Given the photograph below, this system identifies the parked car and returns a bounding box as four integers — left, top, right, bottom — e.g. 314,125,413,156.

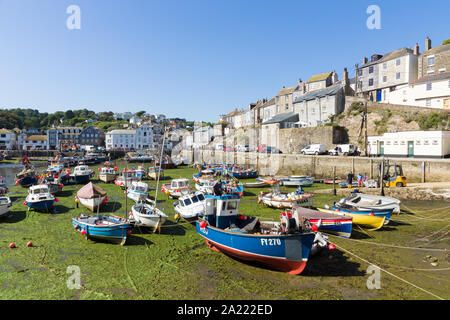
300,144,327,155
328,144,355,156
236,145,249,152
257,144,281,153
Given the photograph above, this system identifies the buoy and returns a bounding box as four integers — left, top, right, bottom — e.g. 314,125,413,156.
15,181,19,185
199,221,207,228
80,229,86,235
174,213,180,220
311,224,318,232
27,241,33,247
9,243,15,248
23,201,27,205
74,225,79,229
55,198,59,202
126,230,131,236
328,243,336,251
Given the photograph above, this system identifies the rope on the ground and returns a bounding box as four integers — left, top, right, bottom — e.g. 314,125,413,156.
335,243,445,300
328,234,448,252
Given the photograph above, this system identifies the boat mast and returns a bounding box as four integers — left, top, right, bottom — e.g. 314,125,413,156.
153,126,166,206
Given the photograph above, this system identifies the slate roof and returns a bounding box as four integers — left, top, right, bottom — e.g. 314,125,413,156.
25,135,47,141
378,48,414,63
262,112,299,125
422,43,450,56
412,71,450,84
276,85,297,96
293,84,343,104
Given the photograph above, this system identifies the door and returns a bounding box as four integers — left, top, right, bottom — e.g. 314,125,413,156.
379,141,384,156
376,89,382,102
407,141,414,157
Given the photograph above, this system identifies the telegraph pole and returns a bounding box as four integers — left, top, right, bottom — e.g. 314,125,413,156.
364,102,368,156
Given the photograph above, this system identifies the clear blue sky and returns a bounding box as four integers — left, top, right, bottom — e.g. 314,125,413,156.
0,0,449,122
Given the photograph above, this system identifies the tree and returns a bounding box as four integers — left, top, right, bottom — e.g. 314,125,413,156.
65,110,75,119
442,38,450,45
136,110,146,117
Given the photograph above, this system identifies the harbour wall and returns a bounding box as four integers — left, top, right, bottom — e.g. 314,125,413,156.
182,150,450,183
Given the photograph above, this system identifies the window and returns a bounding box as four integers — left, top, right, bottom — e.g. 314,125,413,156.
427,56,435,66
359,80,363,89
448,80,450,88
424,140,429,145
394,141,398,145
427,70,434,75
426,83,432,91
426,99,431,107
369,66,374,73
369,78,374,86
383,76,387,82
416,140,421,145
226,201,237,210
432,140,438,145
396,59,401,66
383,63,387,70
358,69,362,76
396,72,400,80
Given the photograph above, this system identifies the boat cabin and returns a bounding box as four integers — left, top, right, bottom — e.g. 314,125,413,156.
170,179,190,189
130,181,149,193
204,194,240,229
177,192,206,208
74,165,90,175
28,185,50,195
101,167,116,175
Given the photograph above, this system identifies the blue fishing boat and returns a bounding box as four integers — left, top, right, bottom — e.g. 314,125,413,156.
24,185,56,212
60,165,93,185
333,203,392,224
195,194,317,275
226,166,258,179
15,167,38,187
72,214,132,245
291,206,353,239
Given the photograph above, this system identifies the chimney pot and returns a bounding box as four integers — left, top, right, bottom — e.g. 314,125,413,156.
425,36,432,51
414,42,419,55
363,57,368,65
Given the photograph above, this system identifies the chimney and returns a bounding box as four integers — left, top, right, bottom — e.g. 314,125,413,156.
302,82,306,93
343,68,349,82
363,57,368,65
425,36,432,51
414,42,419,55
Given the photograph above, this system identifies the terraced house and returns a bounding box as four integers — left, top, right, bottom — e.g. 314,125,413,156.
79,126,105,148
0,129,15,150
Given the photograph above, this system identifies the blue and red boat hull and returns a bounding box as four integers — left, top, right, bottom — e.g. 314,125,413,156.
25,199,55,211
196,222,315,274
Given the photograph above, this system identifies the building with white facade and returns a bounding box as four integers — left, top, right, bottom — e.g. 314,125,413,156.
23,135,48,151
105,130,136,150
367,130,450,158
135,124,153,150
0,129,15,150
192,126,214,148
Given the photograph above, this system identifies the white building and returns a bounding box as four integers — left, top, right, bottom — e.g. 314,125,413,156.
129,116,143,126
384,72,450,109
105,130,136,150
23,135,48,151
135,124,153,150
367,130,450,158
0,129,15,150
193,126,214,148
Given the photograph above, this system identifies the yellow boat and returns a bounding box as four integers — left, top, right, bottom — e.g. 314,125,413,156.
318,208,385,231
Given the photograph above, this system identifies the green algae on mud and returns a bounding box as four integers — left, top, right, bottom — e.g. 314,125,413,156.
0,162,448,300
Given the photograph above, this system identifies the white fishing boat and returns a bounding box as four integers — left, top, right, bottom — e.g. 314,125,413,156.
339,192,401,214
115,169,139,188
173,191,206,223
76,182,108,212
147,166,163,180
0,196,12,217
161,178,191,199
126,181,150,203
195,180,216,194
258,185,313,209
98,166,118,183
130,202,168,232
279,176,315,187
24,184,56,212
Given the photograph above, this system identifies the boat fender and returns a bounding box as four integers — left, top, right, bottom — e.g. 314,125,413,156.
199,221,207,229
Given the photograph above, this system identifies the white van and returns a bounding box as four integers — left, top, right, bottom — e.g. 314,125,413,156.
300,144,327,155
328,144,355,156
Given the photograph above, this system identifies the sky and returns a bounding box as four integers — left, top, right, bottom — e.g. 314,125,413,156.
0,0,449,122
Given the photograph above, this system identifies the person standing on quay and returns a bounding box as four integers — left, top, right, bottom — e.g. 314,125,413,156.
347,172,354,188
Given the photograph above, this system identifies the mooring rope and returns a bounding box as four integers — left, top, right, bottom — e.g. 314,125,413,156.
335,243,445,300
328,234,448,252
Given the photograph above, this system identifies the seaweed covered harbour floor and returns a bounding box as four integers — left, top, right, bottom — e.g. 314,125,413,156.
0,161,448,300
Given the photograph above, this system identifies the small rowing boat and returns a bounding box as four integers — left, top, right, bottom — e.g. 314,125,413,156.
318,207,386,231
72,214,131,245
